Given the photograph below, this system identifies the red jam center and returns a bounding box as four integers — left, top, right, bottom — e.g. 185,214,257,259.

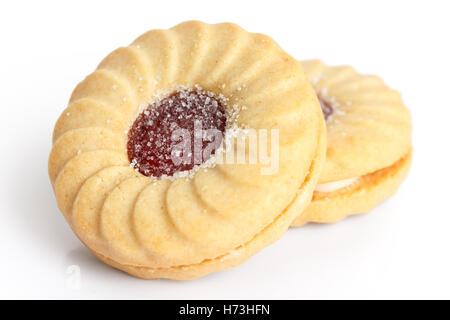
318,96,333,121
127,90,226,178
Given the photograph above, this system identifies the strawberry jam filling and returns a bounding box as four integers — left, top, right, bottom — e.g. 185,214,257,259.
318,97,333,121
127,90,226,178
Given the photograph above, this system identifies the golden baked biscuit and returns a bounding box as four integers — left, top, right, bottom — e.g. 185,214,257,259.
292,60,412,226
49,21,326,280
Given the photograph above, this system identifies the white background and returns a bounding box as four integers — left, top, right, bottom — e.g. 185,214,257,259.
1,0,449,299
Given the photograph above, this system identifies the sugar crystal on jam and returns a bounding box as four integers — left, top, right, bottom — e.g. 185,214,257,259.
127,89,226,178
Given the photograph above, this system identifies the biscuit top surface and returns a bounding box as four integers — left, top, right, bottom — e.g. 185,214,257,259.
49,21,324,269
301,59,412,183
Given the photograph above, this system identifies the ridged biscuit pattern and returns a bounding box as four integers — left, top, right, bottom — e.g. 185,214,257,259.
49,21,326,279
301,60,412,183
291,60,412,227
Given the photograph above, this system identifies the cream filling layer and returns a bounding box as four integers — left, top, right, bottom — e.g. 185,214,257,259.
314,177,359,193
